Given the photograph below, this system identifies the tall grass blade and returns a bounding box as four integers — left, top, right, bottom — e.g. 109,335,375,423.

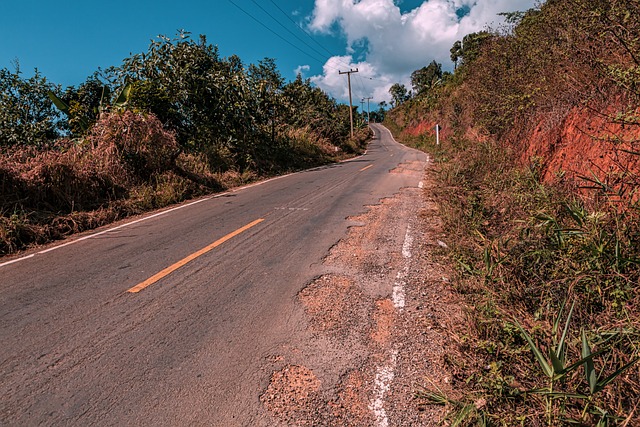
550,351,565,374
556,301,575,368
514,318,553,378
562,347,608,376
582,329,597,394
552,299,567,336
450,404,475,427
416,390,449,405
563,201,585,227
594,357,640,394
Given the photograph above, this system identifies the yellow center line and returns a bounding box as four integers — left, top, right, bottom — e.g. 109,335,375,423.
360,164,373,172
127,218,265,293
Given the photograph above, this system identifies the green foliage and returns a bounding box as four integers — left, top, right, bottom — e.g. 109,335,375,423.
411,60,443,96
389,83,409,107
108,31,355,172
386,0,640,423
107,31,251,168
515,306,639,426
446,0,640,138
427,136,640,424
61,75,108,134
1,30,361,254
449,32,492,70
0,65,62,146
280,74,351,149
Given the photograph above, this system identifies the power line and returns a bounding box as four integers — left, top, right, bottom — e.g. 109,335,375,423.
226,0,329,67
356,74,368,97
249,0,333,65
265,0,364,73
227,0,382,87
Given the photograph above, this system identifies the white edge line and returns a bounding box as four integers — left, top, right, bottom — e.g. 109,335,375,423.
372,223,414,423
369,350,398,427
0,254,35,268
0,147,376,269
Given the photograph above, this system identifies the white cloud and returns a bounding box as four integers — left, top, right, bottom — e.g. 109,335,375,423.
294,64,311,77
305,0,538,104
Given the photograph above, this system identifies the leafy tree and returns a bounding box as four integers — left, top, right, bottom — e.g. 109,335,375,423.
369,101,387,123
281,74,348,143
248,58,285,144
411,60,443,96
450,40,462,69
0,65,61,146
61,74,110,135
114,31,254,169
389,83,409,107
450,32,493,69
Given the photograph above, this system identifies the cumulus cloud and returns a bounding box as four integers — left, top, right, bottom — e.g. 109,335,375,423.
305,0,538,104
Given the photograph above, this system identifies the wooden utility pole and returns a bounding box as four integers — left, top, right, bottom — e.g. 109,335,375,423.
364,97,373,123
339,68,358,137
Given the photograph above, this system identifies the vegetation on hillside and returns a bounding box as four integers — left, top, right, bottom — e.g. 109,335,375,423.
0,32,369,255
386,0,640,425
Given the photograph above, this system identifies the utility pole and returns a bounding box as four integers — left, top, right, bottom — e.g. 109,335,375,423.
360,99,365,126
339,68,358,137
364,97,373,123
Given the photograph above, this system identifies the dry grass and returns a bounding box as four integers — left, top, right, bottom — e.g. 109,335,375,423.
0,112,370,256
384,0,640,423
405,135,640,426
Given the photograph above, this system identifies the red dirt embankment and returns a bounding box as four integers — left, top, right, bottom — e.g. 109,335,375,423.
522,106,640,197
403,121,436,137
404,105,640,203
401,119,484,148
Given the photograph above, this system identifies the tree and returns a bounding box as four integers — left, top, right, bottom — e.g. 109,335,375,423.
0,65,61,146
369,101,387,123
450,40,462,69
114,31,254,169
450,32,493,69
248,58,285,144
411,60,443,96
61,74,110,135
389,83,409,107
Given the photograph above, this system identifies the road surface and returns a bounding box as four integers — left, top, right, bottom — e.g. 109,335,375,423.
0,124,427,426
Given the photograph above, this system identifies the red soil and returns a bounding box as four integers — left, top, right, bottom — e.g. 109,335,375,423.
522,105,640,202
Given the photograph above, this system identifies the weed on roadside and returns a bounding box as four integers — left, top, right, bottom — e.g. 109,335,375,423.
410,137,640,425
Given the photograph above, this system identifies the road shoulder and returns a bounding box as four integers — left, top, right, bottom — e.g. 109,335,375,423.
260,159,465,425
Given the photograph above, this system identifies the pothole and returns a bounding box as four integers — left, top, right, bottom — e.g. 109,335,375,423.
298,274,369,341
260,365,321,425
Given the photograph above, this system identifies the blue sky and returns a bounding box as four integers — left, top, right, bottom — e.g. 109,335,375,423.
1,0,537,104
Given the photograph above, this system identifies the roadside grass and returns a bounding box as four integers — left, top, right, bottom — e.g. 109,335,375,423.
394,130,640,425
0,113,370,256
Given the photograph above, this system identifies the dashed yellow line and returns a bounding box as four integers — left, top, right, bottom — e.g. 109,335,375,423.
127,218,265,293
360,164,373,172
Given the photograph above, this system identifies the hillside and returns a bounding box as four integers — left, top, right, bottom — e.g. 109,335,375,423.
385,0,640,425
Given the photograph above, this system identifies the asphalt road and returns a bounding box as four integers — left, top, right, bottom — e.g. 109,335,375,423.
0,124,427,426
